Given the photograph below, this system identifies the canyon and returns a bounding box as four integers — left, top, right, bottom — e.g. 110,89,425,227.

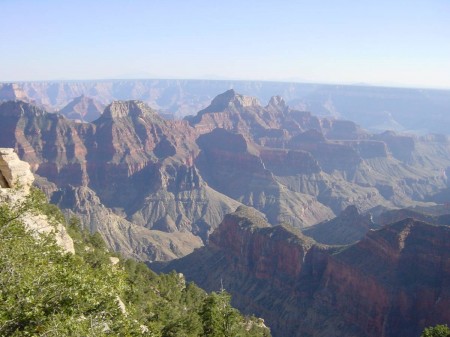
158,206,450,337
2,80,450,134
1,89,450,262
1,86,449,336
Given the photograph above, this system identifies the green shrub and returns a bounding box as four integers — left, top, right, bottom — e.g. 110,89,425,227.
421,325,450,337
0,189,271,336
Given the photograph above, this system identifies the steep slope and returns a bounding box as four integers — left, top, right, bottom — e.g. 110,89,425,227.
195,128,334,227
89,101,241,243
0,156,270,336
58,95,105,122
1,91,450,262
0,100,91,187
156,207,330,337
0,100,242,261
0,148,74,253
51,185,203,261
190,91,448,216
302,205,377,245
159,208,450,337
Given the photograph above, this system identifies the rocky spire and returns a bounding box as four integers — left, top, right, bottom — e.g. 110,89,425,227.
205,89,261,112
0,148,34,191
267,95,286,110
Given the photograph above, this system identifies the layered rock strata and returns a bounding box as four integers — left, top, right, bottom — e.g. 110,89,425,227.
160,208,450,337
1,90,450,261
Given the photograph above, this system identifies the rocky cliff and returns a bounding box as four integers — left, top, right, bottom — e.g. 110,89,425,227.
1,90,450,262
0,100,242,261
3,80,450,135
0,148,74,253
159,208,450,337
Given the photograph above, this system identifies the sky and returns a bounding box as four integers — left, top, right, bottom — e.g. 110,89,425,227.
0,0,449,88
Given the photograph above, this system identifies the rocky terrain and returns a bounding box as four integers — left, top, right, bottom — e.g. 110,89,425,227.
1,86,450,336
0,147,270,337
1,80,450,134
1,90,450,262
0,148,74,253
58,95,105,122
158,206,450,337
302,205,378,245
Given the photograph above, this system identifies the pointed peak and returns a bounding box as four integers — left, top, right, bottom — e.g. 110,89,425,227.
267,95,286,109
207,89,260,112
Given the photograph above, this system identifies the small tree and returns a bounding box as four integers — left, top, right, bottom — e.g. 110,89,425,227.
200,290,240,337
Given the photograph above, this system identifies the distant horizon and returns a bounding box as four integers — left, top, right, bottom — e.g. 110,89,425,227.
1,1,449,89
1,77,450,92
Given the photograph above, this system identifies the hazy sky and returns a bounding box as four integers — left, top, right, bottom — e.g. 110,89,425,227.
1,0,449,88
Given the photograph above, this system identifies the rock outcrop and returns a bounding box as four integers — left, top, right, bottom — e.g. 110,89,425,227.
0,148,74,253
0,148,34,191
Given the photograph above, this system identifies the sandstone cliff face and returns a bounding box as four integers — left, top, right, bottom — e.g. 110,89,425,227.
159,207,331,336
314,219,450,337
0,148,74,253
0,100,244,261
161,209,450,337
195,128,335,227
0,148,34,191
1,90,450,262
52,185,203,260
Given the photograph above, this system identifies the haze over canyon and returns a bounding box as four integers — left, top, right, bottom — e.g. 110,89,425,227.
1,79,449,336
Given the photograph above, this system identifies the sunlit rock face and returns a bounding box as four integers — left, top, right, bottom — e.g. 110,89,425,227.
0,100,240,261
0,148,35,192
1,89,450,262
161,208,450,337
0,148,74,254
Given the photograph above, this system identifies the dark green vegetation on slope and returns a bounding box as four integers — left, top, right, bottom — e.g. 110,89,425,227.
421,325,450,337
0,188,270,336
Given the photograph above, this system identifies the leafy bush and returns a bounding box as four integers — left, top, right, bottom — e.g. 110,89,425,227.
0,189,271,336
421,325,450,337
0,193,142,336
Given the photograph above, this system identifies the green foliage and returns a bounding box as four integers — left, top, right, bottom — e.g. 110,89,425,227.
421,325,450,337
199,291,270,337
0,189,271,336
0,193,142,336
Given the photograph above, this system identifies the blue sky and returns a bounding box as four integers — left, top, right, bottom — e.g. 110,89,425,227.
1,0,449,88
